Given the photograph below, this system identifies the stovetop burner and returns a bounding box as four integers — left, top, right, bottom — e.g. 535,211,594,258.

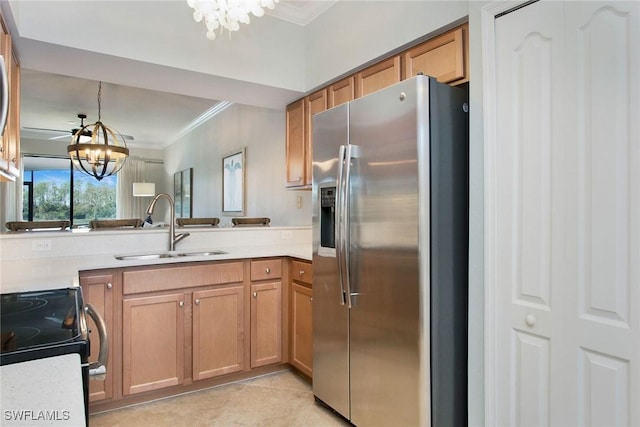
0,288,84,355
0,296,48,315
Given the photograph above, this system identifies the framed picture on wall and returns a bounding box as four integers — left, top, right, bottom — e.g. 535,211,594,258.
222,147,245,216
174,168,193,218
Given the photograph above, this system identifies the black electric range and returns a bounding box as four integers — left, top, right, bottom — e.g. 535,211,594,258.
1,287,96,426
0,288,90,365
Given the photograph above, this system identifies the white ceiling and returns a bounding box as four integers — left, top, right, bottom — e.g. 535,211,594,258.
5,0,338,150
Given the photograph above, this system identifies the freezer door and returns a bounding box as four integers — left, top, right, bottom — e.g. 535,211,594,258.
347,77,428,427
312,104,350,419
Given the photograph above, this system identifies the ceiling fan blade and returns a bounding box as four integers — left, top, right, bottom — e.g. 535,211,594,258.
49,134,72,141
22,126,70,134
23,126,134,142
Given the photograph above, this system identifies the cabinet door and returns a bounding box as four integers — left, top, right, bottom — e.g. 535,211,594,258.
328,76,355,108
122,293,185,395
0,20,19,181
355,56,401,98
193,286,244,380
250,281,282,368
5,48,19,176
402,24,467,85
285,99,305,187
304,89,328,187
291,283,313,377
80,273,114,402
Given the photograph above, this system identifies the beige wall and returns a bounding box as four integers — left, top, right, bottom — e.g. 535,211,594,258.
163,103,312,226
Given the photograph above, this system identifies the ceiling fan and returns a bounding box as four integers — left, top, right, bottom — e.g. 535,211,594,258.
23,113,135,141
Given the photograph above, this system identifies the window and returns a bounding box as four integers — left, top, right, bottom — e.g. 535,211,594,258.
22,156,117,228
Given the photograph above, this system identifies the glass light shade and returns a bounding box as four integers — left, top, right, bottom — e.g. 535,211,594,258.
132,182,156,197
187,0,278,39
67,121,129,181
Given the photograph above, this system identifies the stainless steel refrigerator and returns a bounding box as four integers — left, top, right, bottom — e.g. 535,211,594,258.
312,75,468,427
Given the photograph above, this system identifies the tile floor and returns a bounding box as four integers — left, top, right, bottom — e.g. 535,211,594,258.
89,370,351,427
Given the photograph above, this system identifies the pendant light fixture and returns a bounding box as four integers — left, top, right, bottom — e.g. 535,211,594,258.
186,0,279,41
67,82,129,181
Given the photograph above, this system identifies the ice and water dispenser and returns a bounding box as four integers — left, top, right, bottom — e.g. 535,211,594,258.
320,186,336,250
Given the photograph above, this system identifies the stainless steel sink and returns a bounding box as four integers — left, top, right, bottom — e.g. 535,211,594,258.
175,250,227,257
115,253,175,260
115,250,227,261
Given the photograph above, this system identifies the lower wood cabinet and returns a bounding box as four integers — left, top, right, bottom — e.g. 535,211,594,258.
250,282,282,367
291,283,313,377
79,271,115,403
122,293,185,396
192,285,244,380
82,257,296,412
250,258,283,368
290,260,313,377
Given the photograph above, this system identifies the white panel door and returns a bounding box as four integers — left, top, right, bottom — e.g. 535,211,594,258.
492,1,639,425
495,2,565,425
563,2,639,426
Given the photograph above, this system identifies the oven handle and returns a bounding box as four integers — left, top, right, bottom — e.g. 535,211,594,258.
84,303,108,380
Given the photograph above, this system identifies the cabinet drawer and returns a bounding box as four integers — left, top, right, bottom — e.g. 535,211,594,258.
250,259,282,281
123,261,244,294
291,260,312,286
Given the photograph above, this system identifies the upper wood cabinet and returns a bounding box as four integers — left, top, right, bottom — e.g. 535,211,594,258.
0,12,20,182
285,90,327,189
284,22,469,187
403,23,469,85
285,99,305,188
328,76,355,108
304,89,327,187
355,56,402,98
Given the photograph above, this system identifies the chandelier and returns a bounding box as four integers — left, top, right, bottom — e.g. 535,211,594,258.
67,82,129,181
186,0,279,40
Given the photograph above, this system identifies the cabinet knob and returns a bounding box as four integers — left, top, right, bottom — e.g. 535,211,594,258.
253,292,257,298
195,299,200,305
265,267,271,274
179,301,184,307
106,283,112,289
11,158,16,164
299,270,305,276
525,314,536,327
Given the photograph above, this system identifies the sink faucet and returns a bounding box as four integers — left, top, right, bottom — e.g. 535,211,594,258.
145,193,190,251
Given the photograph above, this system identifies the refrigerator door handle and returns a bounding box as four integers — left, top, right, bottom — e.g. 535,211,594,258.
336,145,350,307
342,144,354,308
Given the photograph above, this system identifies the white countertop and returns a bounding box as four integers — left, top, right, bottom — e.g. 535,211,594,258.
77,243,312,270
0,226,312,292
